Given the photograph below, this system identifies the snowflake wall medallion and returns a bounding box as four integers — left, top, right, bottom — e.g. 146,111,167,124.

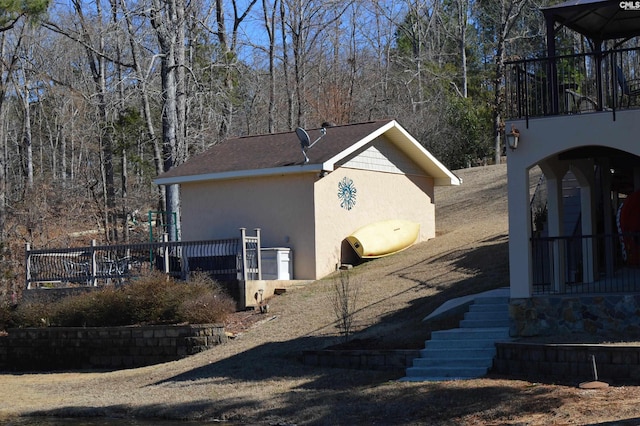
338,177,357,210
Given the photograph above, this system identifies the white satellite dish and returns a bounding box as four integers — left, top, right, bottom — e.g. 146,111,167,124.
295,127,327,163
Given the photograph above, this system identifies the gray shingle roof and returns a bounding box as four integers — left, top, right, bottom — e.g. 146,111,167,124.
155,120,460,186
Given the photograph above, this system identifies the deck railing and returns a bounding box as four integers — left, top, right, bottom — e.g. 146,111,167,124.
25,228,261,289
531,233,640,295
505,46,640,121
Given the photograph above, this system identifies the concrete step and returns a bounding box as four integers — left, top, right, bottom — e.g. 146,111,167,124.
423,338,498,350
464,310,508,321
412,353,495,368
468,303,509,313
460,318,509,329
404,365,490,379
473,296,509,305
430,327,510,341
462,303,510,328
460,318,510,328
419,347,497,360
401,292,512,382
401,375,477,382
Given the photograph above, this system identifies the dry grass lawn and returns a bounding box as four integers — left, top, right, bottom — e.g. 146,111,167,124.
3,164,640,425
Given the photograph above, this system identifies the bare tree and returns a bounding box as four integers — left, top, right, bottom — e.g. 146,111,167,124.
149,0,186,241
213,0,258,137
454,0,470,98
281,0,353,128
11,25,35,189
118,0,165,221
329,270,359,342
477,0,529,164
262,0,279,133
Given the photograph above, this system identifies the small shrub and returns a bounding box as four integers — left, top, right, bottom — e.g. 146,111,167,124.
51,288,132,327
177,292,234,324
177,272,236,324
50,293,95,327
329,270,360,342
0,302,12,331
7,271,238,328
10,301,54,327
123,272,182,324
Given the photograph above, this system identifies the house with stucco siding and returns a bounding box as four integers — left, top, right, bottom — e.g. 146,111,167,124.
505,0,640,337
154,120,460,280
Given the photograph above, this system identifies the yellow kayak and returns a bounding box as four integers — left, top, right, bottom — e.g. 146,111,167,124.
346,220,420,258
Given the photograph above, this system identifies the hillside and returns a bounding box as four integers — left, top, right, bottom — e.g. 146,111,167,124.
0,163,536,424
6,164,640,426
322,163,512,348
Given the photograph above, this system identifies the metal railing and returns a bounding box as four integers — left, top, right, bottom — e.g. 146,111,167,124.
505,46,640,121
25,228,262,289
532,233,640,295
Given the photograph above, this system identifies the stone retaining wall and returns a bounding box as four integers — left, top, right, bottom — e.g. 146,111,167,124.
510,295,640,337
0,324,226,371
302,349,420,372
494,342,640,384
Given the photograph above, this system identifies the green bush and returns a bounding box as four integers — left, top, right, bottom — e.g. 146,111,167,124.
4,272,237,329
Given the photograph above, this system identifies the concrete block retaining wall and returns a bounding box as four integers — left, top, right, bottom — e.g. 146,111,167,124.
302,349,420,372
0,324,226,371
494,342,640,384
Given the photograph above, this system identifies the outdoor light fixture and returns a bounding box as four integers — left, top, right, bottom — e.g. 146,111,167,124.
506,125,520,150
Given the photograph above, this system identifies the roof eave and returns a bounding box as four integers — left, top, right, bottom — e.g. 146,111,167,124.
154,163,324,185
390,123,461,186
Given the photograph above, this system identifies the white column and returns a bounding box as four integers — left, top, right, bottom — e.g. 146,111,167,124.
508,165,532,299
572,161,596,284
601,162,615,278
546,175,566,293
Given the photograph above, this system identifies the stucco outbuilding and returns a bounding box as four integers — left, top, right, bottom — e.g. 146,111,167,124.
155,120,460,280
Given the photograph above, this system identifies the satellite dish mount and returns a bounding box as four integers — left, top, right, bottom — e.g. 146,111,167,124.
296,127,326,163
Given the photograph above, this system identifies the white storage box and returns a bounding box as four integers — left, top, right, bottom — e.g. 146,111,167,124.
261,248,292,280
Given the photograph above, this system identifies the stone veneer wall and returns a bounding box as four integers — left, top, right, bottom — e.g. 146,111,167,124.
494,342,640,384
510,295,640,338
302,349,420,372
0,324,226,371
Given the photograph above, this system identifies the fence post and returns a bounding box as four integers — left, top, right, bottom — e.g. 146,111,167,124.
255,228,262,281
163,233,170,274
240,228,248,282
25,243,31,289
91,240,98,286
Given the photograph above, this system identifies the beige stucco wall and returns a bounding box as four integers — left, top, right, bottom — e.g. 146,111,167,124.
179,173,319,280
313,168,435,279
178,134,440,281
179,167,436,281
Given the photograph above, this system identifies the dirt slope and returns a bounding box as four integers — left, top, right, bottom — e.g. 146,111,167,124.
4,164,640,426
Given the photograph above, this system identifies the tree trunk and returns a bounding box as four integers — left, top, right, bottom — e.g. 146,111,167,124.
119,0,165,218
21,82,34,188
150,0,185,241
262,0,278,133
